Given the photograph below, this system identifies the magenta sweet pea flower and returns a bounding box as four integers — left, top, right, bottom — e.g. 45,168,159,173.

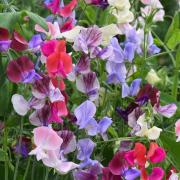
148,167,164,180
7,56,41,83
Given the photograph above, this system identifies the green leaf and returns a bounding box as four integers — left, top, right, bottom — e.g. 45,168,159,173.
0,149,7,162
167,29,180,49
165,11,180,43
24,11,48,32
160,132,180,169
0,12,20,31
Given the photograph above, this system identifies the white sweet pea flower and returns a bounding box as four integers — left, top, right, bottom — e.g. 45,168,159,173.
135,113,162,140
145,69,161,85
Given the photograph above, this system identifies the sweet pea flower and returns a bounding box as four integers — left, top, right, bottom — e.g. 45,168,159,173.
11,94,45,116
125,142,166,168
73,26,102,56
135,113,162,140
46,40,72,78
108,0,134,24
123,168,141,180
76,72,100,101
74,100,112,136
0,28,11,52
29,126,63,160
148,167,164,180
175,119,180,142
84,0,108,8
6,56,41,84
145,69,161,85
32,74,64,103
29,34,43,50
44,0,77,17
10,32,28,51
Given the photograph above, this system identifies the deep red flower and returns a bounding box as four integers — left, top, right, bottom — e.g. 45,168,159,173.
6,56,34,83
0,28,9,40
102,167,122,180
10,32,28,51
108,151,128,176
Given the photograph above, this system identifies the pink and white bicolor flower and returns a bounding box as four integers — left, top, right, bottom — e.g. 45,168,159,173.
175,119,180,142
29,126,79,174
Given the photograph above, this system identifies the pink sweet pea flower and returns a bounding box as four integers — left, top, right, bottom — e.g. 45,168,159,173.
42,150,79,174
29,126,63,160
175,119,180,142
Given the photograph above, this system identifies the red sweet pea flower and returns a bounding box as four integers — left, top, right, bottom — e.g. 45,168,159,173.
59,0,77,17
125,142,166,167
44,0,77,17
0,28,9,40
46,40,72,78
10,32,28,51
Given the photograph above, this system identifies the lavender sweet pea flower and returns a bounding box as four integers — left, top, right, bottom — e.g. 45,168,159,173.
77,138,95,161
155,103,177,118
73,26,102,56
124,28,142,62
106,61,127,84
108,37,125,63
147,32,161,55
29,34,42,49
74,100,96,129
123,168,140,180
98,117,112,140
0,40,11,52
73,170,97,180
74,100,99,136
76,72,100,100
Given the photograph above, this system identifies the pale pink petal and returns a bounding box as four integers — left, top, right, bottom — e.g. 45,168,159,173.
33,126,63,150
55,161,79,174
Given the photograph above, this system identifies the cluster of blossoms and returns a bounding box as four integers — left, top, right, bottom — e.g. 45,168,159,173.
1,0,180,180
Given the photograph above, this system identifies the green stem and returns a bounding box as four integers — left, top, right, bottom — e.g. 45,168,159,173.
13,118,24,180
152,31,176,66
23,157,31,180
3,126,8,180
44,167,49,180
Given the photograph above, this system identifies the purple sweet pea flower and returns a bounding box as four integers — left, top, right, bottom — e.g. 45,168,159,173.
32,74,64,103
76,72,100,100
29,34,42,49
73,170,97,180
73,26,102,56
84,118,99,136
29,103,50,126
123,168,140,180
77,138,95,161
74,55,91,75
0,40,11,52
85,0,109,8
6,56,41,83
57,130,76,154
147,32,161,55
